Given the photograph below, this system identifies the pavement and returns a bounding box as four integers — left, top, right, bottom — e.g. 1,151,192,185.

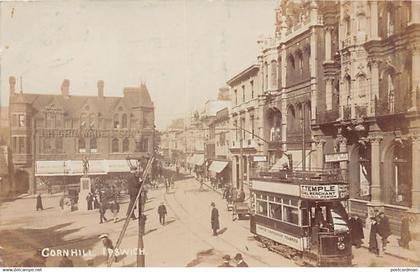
0,173,418,267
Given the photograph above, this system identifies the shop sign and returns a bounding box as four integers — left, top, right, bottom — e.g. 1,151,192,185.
252,155,267,162
324,152,349,163
300,184,349,200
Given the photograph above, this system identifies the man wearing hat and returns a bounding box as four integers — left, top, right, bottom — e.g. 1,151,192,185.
210,202,219,236
158,202,167,225
126,166,140,220
218,254,233,267
99,234,116,261
376,212,391,251
234,253,248,267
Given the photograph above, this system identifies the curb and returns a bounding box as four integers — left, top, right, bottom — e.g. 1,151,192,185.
360,242,419,265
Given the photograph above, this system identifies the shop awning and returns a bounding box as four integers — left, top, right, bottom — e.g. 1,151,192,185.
194,154,205,166
208,161,228,173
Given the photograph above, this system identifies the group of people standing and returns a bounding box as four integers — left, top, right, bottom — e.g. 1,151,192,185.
218,253,248,267
367,211,391,257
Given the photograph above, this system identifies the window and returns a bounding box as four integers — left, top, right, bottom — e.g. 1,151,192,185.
78,138,86,153
55,137,63,153
344,17,351,36
18,114,25,127
80,113,87,129
387,74,395,113
264,62,268,90
386,10,394,37
113,113,120,129
89,113,95,128
271,60,277,88
269,203,282,220
344,75,352,105
283,206,299,225
112,138,119,153
12,137,17,152
18,137,25,154
142,138,149,152
250,80,254,99
234,89,238,105
43,137,52,154
46,113,55,128
257,200,268,216
250,115,255,139
288,55,295,70
90,137,97,153
122,114,128,128
242,85,245,103
123,138,129,152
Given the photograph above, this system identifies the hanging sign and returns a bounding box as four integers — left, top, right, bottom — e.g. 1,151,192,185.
325,152,349,163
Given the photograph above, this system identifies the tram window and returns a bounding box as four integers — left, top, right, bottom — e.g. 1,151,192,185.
269,195,275,202
269,203,282,220
257,200,268,216
283,206,299,225
302,209,310,226
291,199,299,207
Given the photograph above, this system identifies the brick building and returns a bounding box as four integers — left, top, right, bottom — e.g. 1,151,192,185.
8,77,155,194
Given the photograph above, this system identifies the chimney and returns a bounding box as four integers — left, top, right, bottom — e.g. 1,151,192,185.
9,76,16,95
61,79,70,97
97,80,104,98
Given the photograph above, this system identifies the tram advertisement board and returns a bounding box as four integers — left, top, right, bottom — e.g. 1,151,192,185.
300,184,349,200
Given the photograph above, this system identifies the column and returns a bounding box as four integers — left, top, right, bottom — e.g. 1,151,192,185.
325,27,332,61
370,60,380,115
316,139,326,170
369,136,383,204
232,156,237,188
338,136,348,182
411,135,420,212
370,1,379,40
409,47,420,112
326,79,333,110
246,155,250,186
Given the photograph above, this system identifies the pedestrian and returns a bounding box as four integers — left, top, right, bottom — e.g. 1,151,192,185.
236,189,245,202
58,255,74,267
99,234,116,262
158,202,167,225
126,166,140,220
377,212,391,252
368,217,379,256
233,253,248,267
36,194,43,211
210,202,219,236
399,216,411,249
110,199,120,223
170,175,175,188
93,194,99,209
349,214,364,248
140,214,147,235
165,177,170,193
218,254,233,267
86,193,93,210
99,201,108,224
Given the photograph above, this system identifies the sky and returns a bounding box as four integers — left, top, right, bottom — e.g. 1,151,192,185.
0,0,277,129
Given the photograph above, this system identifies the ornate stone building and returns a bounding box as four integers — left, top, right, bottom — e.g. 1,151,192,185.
8,77,155,194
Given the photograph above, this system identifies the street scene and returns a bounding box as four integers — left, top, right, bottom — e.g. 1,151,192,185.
0,0,420,269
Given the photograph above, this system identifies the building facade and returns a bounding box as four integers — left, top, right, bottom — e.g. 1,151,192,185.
8,77,155,194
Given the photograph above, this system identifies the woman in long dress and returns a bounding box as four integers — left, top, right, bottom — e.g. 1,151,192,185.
368,217,379,255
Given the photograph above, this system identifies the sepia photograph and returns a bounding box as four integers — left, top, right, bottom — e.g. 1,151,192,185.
0,0,419,269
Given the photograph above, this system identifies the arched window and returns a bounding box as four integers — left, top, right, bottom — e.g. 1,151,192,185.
112,138,119,153
288,55,295,70
113,113,120,129
44,138,53,153
80,113,87,129
344,16,351,36
271,60,277,88
296,51,303,74
123,138,129,152
287,105,296,133
89,113,96,128
344,75,352,105
78,138,86,153
122,113,128,128
357,75,368,99
90,137,97,153
296,104,303,131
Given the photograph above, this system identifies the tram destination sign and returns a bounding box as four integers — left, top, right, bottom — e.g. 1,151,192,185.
300,184,349,200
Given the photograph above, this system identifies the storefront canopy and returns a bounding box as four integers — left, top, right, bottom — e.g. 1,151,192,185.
208,161,228,173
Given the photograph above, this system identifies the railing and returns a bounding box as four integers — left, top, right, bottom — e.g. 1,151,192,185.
251,168,345,184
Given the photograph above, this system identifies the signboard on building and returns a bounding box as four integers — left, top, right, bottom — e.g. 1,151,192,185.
300,184,349,200
252,155,267,162
359,164,370,196
324,152,349,163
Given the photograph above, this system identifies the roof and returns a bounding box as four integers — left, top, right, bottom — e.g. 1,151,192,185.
226,64,259,87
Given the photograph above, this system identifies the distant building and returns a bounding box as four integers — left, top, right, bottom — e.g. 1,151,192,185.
8,77,155,194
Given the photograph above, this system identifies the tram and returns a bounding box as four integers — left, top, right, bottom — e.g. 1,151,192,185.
249,169,352,266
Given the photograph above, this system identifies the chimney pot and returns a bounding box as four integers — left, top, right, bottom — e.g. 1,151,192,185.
97,80,104,98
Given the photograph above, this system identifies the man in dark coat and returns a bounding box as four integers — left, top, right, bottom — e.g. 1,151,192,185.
376,212,391,250
234,253,248,267
368,217,379,255
86,193,93,210
399,216,411,249
211,202,219,236
126,167,140,220
349,214,364,248
36,194,43,211
158,202,167,225
99,201,108,224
